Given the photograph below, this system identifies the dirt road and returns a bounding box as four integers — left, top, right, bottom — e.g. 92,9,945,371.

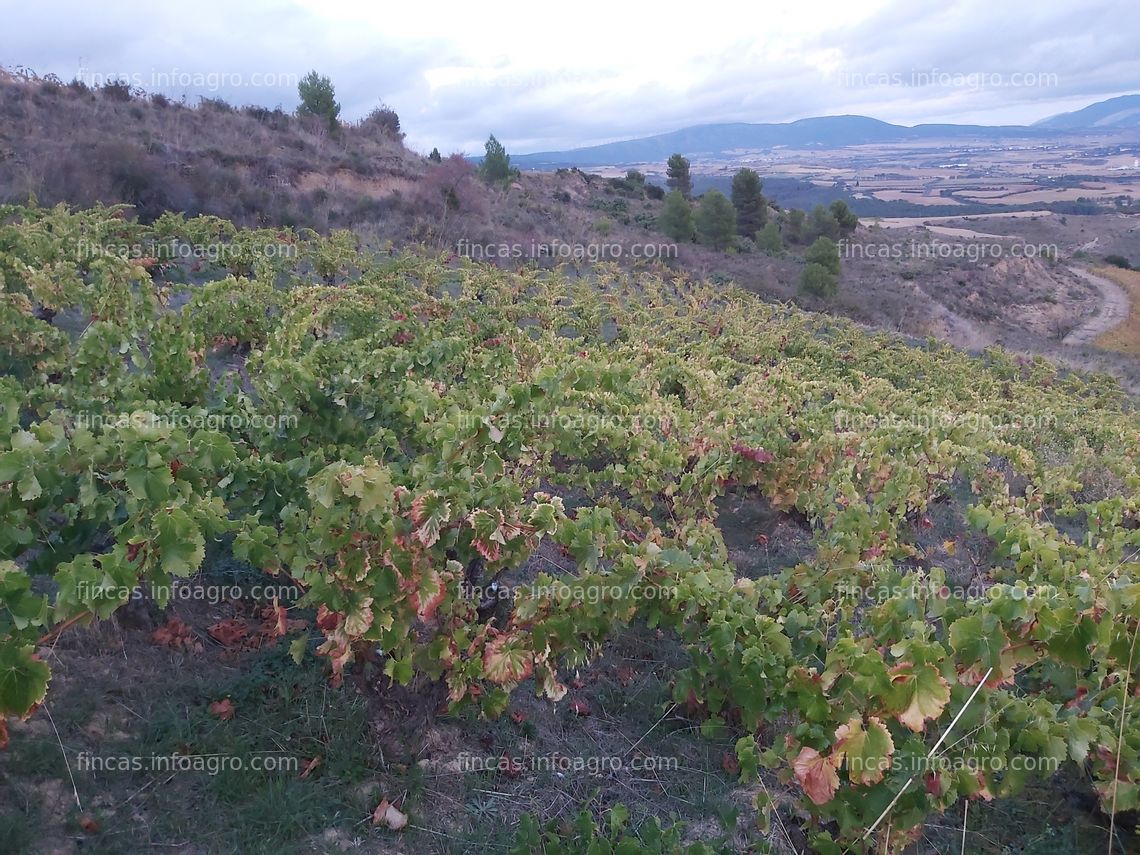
1063,268,1131,346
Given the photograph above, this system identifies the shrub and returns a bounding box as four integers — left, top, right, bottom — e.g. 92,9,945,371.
658,191,694,241
1105,254,1133,269
417,154,487,219
606,177,634,195
588,198,628,216
606,170,646,197
756,222,782,255
807,204,841,242
645,184,665,201
99,79,133,102
805,236,841,276
362,104,402,139
830,199,859,234
634,212,657,230
800,262,838,297
594,217,613,235
200,97,234,113
783,208,806,244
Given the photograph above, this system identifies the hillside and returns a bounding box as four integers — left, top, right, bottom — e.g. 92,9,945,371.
0,204,1138,852
0,69,420,229
1035,94,1140,130
2,69,1137,394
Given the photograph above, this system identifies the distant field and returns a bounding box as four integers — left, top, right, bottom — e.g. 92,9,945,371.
869,190,965,205
684,135,1140,217
867,210,1054,230
957,186,1140,205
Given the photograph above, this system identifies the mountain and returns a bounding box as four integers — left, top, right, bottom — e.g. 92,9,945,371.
512,95,1137,169
1034,94,1140,130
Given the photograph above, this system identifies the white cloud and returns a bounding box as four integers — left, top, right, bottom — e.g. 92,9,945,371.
3,0,1136,154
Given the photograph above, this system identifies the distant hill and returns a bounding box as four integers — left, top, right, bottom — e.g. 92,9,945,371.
512,95,1138,169
1034,94,1140,130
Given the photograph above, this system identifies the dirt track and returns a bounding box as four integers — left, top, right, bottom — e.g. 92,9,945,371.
1063,268,1131,346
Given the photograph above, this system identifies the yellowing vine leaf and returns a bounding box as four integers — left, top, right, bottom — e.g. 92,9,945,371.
482,633,534,684
468,509,508,562
410,491,451,548
888,663,951,732
833,716,895,785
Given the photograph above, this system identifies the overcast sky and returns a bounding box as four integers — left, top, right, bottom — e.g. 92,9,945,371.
4,0,1137,155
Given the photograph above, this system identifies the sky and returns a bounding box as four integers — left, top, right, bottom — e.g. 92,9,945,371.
3,0,1138,155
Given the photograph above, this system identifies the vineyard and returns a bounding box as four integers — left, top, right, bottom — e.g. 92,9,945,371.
1,203,1139,852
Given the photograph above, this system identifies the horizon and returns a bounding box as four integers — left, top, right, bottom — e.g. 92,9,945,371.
510,91,1140,157
4,0,1138,155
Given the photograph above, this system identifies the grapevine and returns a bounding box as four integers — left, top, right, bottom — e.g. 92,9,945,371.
0,203,1137,850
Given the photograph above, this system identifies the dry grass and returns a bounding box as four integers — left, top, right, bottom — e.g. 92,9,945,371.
1094,265,1140,355
0,72,419,229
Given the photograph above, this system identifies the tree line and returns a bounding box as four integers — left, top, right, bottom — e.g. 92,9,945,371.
659,153,858,297
297,71,858,299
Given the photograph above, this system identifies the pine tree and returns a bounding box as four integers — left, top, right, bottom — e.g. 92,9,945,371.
731,168,767,236
829,199,859,234
666,154,692,198
480,134,512,183
800,262,837,297
296,71,340,130
783,208,807,244
658,190,694,241
756,221,783,255
805,236,841,276
695,190,736,250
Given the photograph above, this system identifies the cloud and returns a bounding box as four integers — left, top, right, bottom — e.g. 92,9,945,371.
2,0,1136,154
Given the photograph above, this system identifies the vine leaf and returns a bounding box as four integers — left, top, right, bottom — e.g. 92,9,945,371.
888,663,951,732
833,716,895,785
0,645,50,717
483,633,534,684
411,492,451,548
154,508,205,578
372,799,408,831
469,509,508,562
208,698,236,721
793,746,840,805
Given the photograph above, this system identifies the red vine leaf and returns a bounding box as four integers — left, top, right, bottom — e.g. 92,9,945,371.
208,698,236,721
793,746,840,805
731,441,775,464
372,799,408,831
208,618,249,648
